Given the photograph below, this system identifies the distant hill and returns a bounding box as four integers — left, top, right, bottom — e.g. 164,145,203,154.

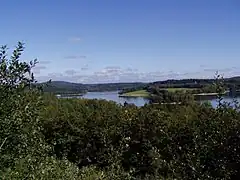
150,76,240,89
40,81,87,94
40,81,148,94
38,76,240,94
228,76,240,82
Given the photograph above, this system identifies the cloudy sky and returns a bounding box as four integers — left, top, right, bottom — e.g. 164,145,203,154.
1,0,240,83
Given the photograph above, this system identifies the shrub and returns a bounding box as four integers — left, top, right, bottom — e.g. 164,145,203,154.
42,96,240,179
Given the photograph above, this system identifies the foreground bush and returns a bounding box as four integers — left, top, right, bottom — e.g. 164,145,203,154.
42,95,240,179
0,43,102,180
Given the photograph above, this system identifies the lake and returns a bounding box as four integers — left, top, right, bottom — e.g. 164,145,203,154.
82,91,149,107
80,91,240,108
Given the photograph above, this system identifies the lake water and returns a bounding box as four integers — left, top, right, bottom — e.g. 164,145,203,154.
81,91,240,108
82,91,149,107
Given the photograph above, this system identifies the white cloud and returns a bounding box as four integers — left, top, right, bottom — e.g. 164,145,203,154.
64,55,87,59
68,37,81,42
35,66,240,83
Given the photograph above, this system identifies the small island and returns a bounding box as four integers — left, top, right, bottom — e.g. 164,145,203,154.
117,78,240,104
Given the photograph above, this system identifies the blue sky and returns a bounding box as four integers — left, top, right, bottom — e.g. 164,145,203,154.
1,0,240,83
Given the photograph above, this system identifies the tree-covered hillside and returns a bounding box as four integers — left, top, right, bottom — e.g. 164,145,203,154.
151,76,240,89
40,81,148,94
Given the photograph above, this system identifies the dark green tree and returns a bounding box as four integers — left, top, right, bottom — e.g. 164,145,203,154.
0,42,82,179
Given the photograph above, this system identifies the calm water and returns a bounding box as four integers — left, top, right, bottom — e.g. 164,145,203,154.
82,91,149,107
81,91,240,108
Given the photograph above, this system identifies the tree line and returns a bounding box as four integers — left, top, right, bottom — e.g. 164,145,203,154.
40,81,147,94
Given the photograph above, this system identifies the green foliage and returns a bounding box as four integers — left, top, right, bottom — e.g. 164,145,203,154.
150,77,240,91
41,94,240,179
1,157,81,180
0,42,82,179
42,97,124,167
41,81,147,94
149,88,194,104
0,42,47,172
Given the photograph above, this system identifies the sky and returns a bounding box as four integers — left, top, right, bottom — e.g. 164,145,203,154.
1,0,240,83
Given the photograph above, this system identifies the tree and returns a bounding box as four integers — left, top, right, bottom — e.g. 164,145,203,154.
0,42,81,179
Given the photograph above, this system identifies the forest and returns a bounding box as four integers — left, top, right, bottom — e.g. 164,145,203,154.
151,77,240,89
1,43,240,179
40,81,147,94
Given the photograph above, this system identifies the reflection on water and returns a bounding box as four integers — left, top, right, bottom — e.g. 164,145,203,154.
77,91,240,108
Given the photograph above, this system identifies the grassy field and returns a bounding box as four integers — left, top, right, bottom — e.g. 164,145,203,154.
119,90,150,97
163,88,195,92
119,88,195,98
